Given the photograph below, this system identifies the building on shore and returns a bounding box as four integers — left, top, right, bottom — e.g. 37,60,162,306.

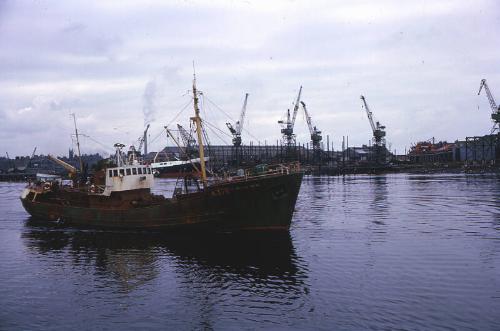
454,134,500,165
408,133,500,166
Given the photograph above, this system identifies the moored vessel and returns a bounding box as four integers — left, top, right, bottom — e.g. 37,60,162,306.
20,74,304,231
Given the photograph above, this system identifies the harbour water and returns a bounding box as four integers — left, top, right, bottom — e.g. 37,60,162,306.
1,174,499,330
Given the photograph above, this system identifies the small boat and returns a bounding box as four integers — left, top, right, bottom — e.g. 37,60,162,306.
20,75,304,231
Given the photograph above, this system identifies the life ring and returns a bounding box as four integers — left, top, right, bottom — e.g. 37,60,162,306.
43,182,51,191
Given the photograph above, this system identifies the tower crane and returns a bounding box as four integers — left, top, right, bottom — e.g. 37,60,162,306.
177,124,196,155
278,86,302,146
226,93,249,147
360,95,386,146
478,79,500,133
300,101,322,151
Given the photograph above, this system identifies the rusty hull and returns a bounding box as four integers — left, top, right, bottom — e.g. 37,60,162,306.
21,172,303,232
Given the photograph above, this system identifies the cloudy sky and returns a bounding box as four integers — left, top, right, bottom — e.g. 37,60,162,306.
1,0,499,157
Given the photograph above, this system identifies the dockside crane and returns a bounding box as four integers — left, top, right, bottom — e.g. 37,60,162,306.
300,101,322,151
177,124,196,155
278,86,302,146
226,93,249,147
360,95,386,163
131,124,150,160
478,79,500,133
360,95,386,147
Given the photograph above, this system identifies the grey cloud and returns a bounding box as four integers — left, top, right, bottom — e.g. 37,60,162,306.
61,22,86,34
1,0,499,156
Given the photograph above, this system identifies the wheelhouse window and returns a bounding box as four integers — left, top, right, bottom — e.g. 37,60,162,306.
113,169,118,177
109,170,112,177
147,168,151,174
119,169,125,176
126,168,131,176
138,168,143,175
132,168,137,175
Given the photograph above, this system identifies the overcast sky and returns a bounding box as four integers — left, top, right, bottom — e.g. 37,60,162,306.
1,0,499,157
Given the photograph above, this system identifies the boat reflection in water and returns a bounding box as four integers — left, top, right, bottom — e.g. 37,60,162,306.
22,218,308,297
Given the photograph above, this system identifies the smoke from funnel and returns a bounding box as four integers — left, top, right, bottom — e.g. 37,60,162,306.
141,66,179,127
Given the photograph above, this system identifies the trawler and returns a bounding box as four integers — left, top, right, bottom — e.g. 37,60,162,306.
20,75,303,231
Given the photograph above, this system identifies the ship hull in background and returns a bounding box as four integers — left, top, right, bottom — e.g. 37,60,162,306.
151,159,204,178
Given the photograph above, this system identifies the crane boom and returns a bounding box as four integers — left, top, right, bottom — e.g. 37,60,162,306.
300,101,322,151
360,95,376,132
226,93,249,147
165,127,201,174
226,123,237,135
177,124,196,148
135,124,150,156
478,79,500,133
478,79,499,112
279,86,303,146
301,101,314,135
47,154,77,174
236,93,249,134
360,95,386,148
290,86,302,128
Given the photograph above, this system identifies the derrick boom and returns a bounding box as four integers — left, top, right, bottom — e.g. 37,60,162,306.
47,154,77,175
177,124,196,150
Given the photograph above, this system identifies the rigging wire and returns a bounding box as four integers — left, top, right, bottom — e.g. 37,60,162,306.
241,126,261,144
148,129,165,147
203,95,236,123
75,133,115,154
202,120,230,145
166,97,194,128
148,97,194,148
203,94,261,144
150,89,263,152
202,119,232,139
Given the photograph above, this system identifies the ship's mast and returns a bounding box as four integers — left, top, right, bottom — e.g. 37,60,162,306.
71,113,84,172
191,70,208,189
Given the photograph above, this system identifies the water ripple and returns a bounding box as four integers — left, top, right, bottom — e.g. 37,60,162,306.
1,174,500,330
